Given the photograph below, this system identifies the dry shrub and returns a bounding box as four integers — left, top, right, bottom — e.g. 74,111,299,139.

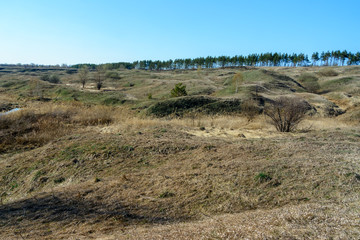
264,96,308,132
317,68,338,77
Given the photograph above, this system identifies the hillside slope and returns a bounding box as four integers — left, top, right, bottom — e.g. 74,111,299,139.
0,66,360,239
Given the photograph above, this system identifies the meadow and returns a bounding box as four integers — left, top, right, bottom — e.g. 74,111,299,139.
0,65,360,239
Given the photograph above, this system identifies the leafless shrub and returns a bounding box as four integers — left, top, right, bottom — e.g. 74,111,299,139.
264,96,308,132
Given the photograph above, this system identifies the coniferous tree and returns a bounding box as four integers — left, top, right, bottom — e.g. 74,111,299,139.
311,52,318,66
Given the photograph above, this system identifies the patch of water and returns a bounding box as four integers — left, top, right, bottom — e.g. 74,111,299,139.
0,108,21,116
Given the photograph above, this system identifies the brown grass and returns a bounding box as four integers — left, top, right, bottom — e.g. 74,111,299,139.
0,109,70,152
1,114,359,239
0,103,125,153
1,66,360,239
317,67,339,77
112,201,360,239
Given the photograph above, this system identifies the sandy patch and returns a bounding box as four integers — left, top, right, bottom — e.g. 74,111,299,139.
186,127,285,139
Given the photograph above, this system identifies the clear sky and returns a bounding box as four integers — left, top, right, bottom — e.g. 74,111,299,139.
0,0,359,65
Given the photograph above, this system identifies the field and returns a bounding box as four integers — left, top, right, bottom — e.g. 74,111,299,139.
1,65,360,239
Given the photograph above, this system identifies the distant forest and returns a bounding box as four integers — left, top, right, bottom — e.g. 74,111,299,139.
73,50,360,70
2,50,360,71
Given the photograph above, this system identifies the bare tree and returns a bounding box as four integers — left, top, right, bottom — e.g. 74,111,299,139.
264,96,308,132
78,65,89,89
95,65,105,90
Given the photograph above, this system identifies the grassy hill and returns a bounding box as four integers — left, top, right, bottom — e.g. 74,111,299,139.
1,65,360,239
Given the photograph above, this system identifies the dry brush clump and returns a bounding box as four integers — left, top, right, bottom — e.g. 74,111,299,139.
0,109,71,152
0,103,117,153
264,96,309,132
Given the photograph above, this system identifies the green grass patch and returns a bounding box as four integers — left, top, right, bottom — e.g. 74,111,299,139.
321,77,355,90
51,86,126,105
255,172,272,183
243,70,269,83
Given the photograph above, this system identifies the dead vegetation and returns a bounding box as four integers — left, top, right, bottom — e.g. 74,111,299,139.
264,96,309,132
0,103,118,153
1,122,359,239
0,65,360,239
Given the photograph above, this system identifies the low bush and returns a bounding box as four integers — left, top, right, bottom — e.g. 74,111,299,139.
201,99,242,115
264,96,309,132
40,74,61,84
147,96,243,117
147,96,216,117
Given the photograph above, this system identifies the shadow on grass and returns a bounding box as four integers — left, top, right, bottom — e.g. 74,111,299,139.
0,192,176,234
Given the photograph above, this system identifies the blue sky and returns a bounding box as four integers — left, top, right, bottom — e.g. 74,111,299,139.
0,0,359,65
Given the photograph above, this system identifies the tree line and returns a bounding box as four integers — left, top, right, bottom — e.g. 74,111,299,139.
2,50,359,71
71,50,360,71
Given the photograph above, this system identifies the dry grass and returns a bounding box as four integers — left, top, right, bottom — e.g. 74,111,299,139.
317,67,339,77
1,115,359,239
111,201,360,239
98,114,271,140
0,109,71,152
1,66,360,239
0,102,128,153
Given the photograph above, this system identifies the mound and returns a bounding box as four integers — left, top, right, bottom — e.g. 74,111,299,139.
147,96,242,117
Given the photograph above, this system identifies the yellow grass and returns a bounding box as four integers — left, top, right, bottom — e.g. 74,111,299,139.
1,66,360,239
